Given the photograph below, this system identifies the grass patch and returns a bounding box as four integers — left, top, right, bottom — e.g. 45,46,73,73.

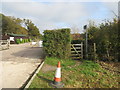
45,57,76,67
29,57,119,88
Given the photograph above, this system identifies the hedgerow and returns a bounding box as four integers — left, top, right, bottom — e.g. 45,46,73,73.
15,39,21,44
15,38,31,44
43,28,71,59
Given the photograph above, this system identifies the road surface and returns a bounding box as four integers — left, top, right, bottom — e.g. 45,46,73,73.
0,42,45,88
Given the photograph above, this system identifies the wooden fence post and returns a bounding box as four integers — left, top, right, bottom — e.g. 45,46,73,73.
93,43,97,62
81,42,83,59
7,39,10,49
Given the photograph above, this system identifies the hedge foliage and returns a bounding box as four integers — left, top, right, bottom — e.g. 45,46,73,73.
16,39,21,44
43,28,71,59
85,19,119,62
15,38,31,44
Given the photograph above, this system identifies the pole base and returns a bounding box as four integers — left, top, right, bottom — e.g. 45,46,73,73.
49,81,64,88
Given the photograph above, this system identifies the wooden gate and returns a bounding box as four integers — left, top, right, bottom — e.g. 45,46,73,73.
71,42,83,60
0,40,10,50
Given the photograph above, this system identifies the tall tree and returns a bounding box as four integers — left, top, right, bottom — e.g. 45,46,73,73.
24,19,42,40
0,13,42,40
1,13,28,35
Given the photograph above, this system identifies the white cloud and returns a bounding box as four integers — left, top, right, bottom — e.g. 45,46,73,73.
2,2,88,33
100,0,119,2
103,2,118,15
1,1,118,34
2,0,31,2
2,0,120,2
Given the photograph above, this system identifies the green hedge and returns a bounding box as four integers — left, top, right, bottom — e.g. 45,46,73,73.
24,39,26,42
15,39,21,44
43,28,71,59
26,39,29,42
15,38,31,44
28,39,32,42
21,39,24,43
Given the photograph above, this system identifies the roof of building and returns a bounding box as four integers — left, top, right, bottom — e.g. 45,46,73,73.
8,33,27,37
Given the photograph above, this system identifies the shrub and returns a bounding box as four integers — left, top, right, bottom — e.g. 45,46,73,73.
26,39,28,42
22,39,24,43
43,28,71,59
26,39,29,42
25,39,26,43
28,39,31,42
23,39,25,43
19,39,22,43
15,39,21,44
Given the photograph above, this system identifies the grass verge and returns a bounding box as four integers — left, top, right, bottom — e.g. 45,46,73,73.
29,57,119,88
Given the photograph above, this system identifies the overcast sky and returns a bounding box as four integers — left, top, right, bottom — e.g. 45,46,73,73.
1,0,119,34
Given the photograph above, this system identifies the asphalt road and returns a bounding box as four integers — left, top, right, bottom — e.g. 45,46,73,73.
0,42,45,88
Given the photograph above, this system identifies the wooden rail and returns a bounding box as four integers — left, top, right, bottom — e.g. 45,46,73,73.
0,40,10,50
71,42,83,60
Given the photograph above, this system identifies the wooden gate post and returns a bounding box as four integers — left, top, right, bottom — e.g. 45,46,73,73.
93,43,97,62
7,39,10,49
81,42,83,59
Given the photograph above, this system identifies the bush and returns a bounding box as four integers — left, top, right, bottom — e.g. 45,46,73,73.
26,39,28,42
26,39,29,42
22,39,24,43
43,28,71,59
15,39,30,44
25,39,27,42
15,39,21,44
19,39,22,43
28,39,31,42
23,39,25,43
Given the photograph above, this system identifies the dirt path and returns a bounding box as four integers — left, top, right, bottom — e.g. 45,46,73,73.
0,42,45,88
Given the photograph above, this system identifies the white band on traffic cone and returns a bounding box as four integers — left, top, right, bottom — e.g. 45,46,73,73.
55,68,61,78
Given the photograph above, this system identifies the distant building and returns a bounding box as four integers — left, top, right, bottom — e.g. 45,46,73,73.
2,33,29,44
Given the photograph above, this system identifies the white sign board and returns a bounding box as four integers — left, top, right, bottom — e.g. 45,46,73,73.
10,37,14,41
39,40,43,47
32,42,37,45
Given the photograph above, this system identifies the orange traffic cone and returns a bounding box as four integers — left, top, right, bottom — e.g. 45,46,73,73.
50,61,64,88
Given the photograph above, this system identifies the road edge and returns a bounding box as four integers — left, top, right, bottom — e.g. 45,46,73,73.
23,60,45,89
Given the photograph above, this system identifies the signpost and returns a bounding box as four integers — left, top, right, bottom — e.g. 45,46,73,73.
84,25,88,59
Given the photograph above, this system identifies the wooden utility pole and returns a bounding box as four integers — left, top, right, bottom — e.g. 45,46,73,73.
93,43,97,62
